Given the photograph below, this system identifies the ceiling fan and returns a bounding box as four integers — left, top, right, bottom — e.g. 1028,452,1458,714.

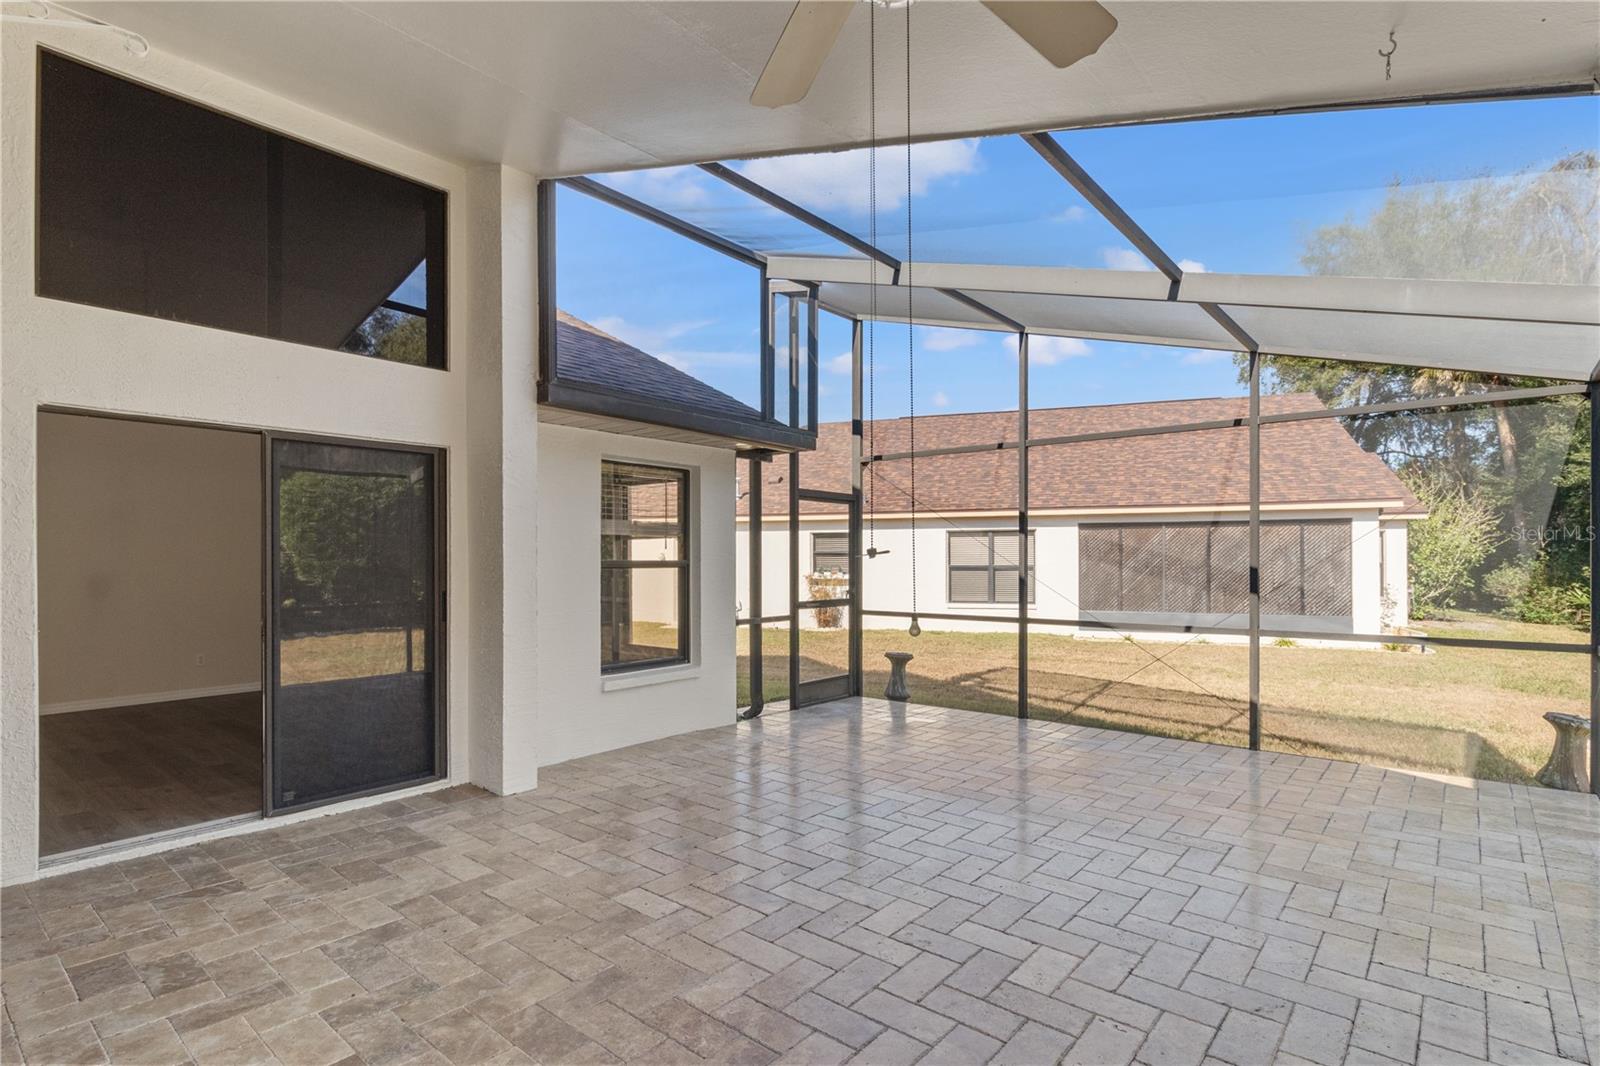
750,0,1117,108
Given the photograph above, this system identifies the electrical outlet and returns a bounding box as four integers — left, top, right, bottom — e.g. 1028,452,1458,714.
195,653,206,667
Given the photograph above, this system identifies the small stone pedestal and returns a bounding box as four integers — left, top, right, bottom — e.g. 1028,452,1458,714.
1536,712,1591,792
884,652,914,702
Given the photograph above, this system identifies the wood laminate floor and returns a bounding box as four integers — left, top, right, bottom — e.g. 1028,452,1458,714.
38,693,262,858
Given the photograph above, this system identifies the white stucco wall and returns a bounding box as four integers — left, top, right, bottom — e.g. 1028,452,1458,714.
463,164,541,798
0,27,488,885
1381,520,1412,630
739,509,1401,641
0,26,769,887
536,424,736,767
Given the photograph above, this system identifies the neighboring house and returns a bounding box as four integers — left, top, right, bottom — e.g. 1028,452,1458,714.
738,395,1423,640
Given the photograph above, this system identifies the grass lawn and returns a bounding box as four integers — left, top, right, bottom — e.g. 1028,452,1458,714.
279,627,425,685
738,612,1588,786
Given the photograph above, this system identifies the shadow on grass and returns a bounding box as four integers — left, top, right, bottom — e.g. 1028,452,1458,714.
740,649,1540,786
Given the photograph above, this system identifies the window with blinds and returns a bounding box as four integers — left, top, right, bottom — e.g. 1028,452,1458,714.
601,461,690,671
1078,521,1352,618
811,532,849,574
948,531,1035,604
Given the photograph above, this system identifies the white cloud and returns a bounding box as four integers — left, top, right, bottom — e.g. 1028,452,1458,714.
599,166,712,210
590,315,756,372
1027,336,1093,366
1179,348,1231,365
931,390,951,409
737,140,981,213
1101,246,1207,273
1051,205,1087,223
654,349,757,373
591,315,714,351
919,326,983,352
1101,246,1155,271
826,351,853,375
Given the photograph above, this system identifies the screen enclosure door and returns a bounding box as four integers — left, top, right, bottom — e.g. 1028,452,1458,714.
268,438,442,813
791,468,858,709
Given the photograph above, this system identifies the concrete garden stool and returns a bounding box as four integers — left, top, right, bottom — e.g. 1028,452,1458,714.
1536,712,1591,792
884,651,914,702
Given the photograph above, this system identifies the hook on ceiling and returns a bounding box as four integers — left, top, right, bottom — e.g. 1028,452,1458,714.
1379,29,1398,81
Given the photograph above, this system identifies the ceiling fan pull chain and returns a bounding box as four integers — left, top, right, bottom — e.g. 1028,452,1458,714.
867,0,879,557
905,0,920,637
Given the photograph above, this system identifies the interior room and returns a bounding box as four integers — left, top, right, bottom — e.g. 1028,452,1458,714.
35,412,263,857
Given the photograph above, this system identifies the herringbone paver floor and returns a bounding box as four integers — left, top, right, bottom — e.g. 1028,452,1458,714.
3,698,1596,1066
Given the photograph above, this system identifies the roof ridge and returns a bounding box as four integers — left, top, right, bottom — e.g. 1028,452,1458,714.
815,391,1330,430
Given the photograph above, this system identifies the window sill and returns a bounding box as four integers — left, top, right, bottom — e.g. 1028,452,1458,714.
601,663,701,692
946,603,1035,611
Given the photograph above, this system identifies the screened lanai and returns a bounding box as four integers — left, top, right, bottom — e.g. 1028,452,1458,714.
546,102,1600,794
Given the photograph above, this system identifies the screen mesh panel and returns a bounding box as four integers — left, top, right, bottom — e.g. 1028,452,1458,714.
39,53,446,367
1078,521,1351,622
1302,522,1354,618
1079,526,1121,611
1120,526,1164,612
271,440,437,811
1163,524,1210,613
1208,525,1250,617
1259,524,1304,615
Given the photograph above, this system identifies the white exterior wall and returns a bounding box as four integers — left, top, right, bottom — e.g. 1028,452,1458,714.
1381,521,1412,630
0,30,739,884
536,425,735,767
739,509,1401,641
1350,515,1384,634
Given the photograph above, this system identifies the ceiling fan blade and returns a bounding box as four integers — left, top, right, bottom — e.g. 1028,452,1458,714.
981,1,1118,68
750,1,854,109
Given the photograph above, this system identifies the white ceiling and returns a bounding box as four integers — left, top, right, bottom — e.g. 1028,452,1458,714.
78,1,1599,178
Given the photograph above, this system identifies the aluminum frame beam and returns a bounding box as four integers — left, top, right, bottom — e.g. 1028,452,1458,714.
859,383,1589,465
1022,131,1258,354
557,176,766,269
698,162,902,272
765,257,1600,329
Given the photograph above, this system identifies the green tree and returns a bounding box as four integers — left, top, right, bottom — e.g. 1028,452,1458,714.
1236,151,1596,621
342,306,429,366
1403,470,1503,617
278,471,422,608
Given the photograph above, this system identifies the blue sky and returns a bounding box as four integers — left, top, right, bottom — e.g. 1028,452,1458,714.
556,95,1597,423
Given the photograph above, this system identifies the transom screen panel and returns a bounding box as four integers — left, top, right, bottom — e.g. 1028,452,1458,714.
38,52,447,368
270,439,440,811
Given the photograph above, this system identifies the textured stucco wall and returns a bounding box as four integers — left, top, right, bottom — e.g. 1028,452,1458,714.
738,509,1395,641
464,164,542,796
1,25,475,884
535,424,736,767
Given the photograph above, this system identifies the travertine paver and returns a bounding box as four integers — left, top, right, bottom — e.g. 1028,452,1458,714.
2,697,1596,1065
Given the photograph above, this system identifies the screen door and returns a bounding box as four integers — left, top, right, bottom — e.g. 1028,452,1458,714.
268,438,441,812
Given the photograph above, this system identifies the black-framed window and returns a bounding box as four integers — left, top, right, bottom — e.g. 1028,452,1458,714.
601,461,690,671
948,531,1035,604
1079,520,1353,617
37,51,447,368
812,532,849,574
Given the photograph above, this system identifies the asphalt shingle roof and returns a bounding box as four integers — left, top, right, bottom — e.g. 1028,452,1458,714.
553,311,763,424
739,394,1421,517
